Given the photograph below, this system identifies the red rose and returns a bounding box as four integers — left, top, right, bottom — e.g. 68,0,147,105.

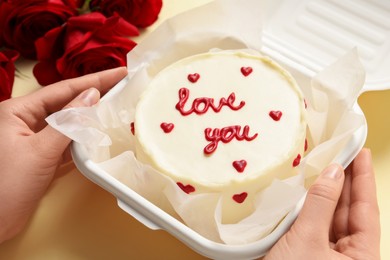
0,49,19,102
90,0,163,28
33,12,138,86
73,0,85,8
0,0,78,59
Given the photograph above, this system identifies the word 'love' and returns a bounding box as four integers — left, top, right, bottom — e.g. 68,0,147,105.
175,87,245,116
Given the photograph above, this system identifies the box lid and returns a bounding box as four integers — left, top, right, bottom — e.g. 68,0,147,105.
261,0,390,92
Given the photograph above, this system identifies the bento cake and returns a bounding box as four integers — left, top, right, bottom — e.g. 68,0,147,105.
133,51,307,223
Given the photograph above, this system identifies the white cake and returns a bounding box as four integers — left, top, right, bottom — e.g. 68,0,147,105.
133,51,307,223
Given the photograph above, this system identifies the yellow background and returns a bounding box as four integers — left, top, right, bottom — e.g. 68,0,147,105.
1,1,388,259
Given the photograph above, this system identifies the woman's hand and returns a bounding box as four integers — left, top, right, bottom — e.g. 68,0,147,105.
0,67,127,243
265,149,380,260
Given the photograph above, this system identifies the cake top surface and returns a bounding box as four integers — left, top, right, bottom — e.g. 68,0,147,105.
134,51,306,189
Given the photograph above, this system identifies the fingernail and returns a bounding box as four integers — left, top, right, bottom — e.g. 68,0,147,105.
364,148,372,158
77,88,99,106
322,164,342,179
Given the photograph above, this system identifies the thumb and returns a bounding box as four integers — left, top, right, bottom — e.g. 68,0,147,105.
36,88,100,158
293,164,345,240
62,87,100,110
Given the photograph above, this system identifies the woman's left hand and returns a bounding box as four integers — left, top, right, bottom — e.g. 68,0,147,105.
0,67,127,243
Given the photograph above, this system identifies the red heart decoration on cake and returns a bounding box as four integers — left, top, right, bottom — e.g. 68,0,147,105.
233,192,248,203
269,110,282,121
130,122,135,135
160,122,174,133
292,154,301,167
187,73,200,83
240,67,253,77
177,182,196,194
232,160,247,173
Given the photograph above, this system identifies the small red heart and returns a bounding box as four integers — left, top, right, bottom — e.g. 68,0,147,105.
177,182,196,194
240,67,253,77
292,154,301,167
269,110,282,121
232,160,247,173
130,122,135,135
233,192,248,203
160,122,174,133
187,73,200,83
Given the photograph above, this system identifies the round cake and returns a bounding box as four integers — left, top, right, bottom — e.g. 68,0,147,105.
133,51,307,223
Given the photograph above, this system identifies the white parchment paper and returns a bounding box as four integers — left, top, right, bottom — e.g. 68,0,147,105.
46,0,366,245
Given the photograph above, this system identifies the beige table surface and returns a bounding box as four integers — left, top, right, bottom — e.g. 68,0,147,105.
1,1,389,259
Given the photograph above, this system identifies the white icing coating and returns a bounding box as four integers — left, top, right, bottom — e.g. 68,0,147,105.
134,51,307,223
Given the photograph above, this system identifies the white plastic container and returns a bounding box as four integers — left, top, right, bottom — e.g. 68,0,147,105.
71,0,390,259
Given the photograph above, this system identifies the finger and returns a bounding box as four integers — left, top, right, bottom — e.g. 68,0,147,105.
62,87,100,109
34,67,127,111
33,88,101,161
17,67,127,127
293,164,345,242
348,149,380,235
332,166,352,241
61,145,73,164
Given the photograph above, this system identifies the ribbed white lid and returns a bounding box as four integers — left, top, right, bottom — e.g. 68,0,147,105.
261,0,390,91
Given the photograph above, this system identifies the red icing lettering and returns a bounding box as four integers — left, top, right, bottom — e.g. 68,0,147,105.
187,73,200,83
233,160,247,173
269,110,282,121
233,192,248,203
130,122,135,135
177,182,195,194
160,122,174,133
241,67,253,76
175,88,245,116
293,154,301,167
204,125,258,154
